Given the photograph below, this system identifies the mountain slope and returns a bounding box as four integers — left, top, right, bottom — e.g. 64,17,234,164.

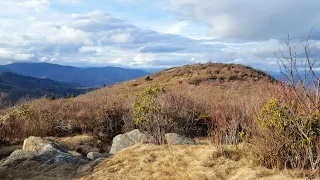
0,72,89,103
1,63,150,87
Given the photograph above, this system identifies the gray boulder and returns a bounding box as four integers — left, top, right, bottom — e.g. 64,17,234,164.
1,136,87,167
31,149,87,165
165,133,196,145
109,129,146,154
23,136,68,153
87,152,108,160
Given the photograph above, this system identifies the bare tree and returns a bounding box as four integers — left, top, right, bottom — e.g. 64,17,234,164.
274,30,320,170
275,30,320,112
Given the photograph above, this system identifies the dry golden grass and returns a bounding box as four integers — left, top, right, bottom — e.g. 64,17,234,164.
0,135,316,180
91,63,274,96
82,144,306,180
48,134,94,150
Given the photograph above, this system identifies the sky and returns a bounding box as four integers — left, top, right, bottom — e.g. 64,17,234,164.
0,0,320,71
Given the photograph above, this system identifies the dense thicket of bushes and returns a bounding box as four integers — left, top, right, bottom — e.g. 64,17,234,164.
134,85,210,144
252,99,320,170
0,95,133,146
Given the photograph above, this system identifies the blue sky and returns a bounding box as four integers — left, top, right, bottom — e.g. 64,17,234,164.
0,0,319,71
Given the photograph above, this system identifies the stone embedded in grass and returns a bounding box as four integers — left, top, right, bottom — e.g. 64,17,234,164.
110,129,155,154
76,145,99,156
165,133,196,145
87,152,108,160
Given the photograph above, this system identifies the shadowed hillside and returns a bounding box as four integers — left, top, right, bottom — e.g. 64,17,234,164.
0,72,89,103
1,63,150,87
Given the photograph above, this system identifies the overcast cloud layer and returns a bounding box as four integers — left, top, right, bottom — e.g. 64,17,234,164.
0,0,319,71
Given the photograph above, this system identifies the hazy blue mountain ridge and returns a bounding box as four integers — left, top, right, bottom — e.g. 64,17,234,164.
1,63,150,87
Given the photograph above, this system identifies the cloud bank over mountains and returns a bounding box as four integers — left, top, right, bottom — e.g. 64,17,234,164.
0,0,319,71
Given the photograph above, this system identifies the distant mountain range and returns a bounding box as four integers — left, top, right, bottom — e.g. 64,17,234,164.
0,72,90,103
0,63,150,87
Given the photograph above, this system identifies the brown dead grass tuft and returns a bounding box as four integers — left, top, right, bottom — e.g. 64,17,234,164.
48,134,95,150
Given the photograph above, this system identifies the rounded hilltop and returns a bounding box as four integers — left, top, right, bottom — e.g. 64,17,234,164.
149,63,274,84
90,63,275,97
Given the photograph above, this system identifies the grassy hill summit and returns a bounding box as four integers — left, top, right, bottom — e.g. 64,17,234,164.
92,63,275,97
0,63,319,179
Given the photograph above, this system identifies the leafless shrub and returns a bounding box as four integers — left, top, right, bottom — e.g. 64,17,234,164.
252,31,320,170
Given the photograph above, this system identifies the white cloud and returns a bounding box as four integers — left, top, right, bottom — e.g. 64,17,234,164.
0,49,34,61
133,53,155,65
46,25,92,45
152,21,190,35
40,56,48,62
114,0,139,4
168,0,320,40
110,33,132,43
57,0,82,4
19,0,50,12
15,53,35,61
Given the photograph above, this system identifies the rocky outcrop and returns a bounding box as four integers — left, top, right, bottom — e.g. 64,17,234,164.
1,136,87,167
165,133,196,145
109,129,155,154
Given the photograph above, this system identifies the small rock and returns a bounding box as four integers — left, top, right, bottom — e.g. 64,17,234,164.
76,145,99,156
87,152,108,160
165,133,196,145
109,129,145,154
